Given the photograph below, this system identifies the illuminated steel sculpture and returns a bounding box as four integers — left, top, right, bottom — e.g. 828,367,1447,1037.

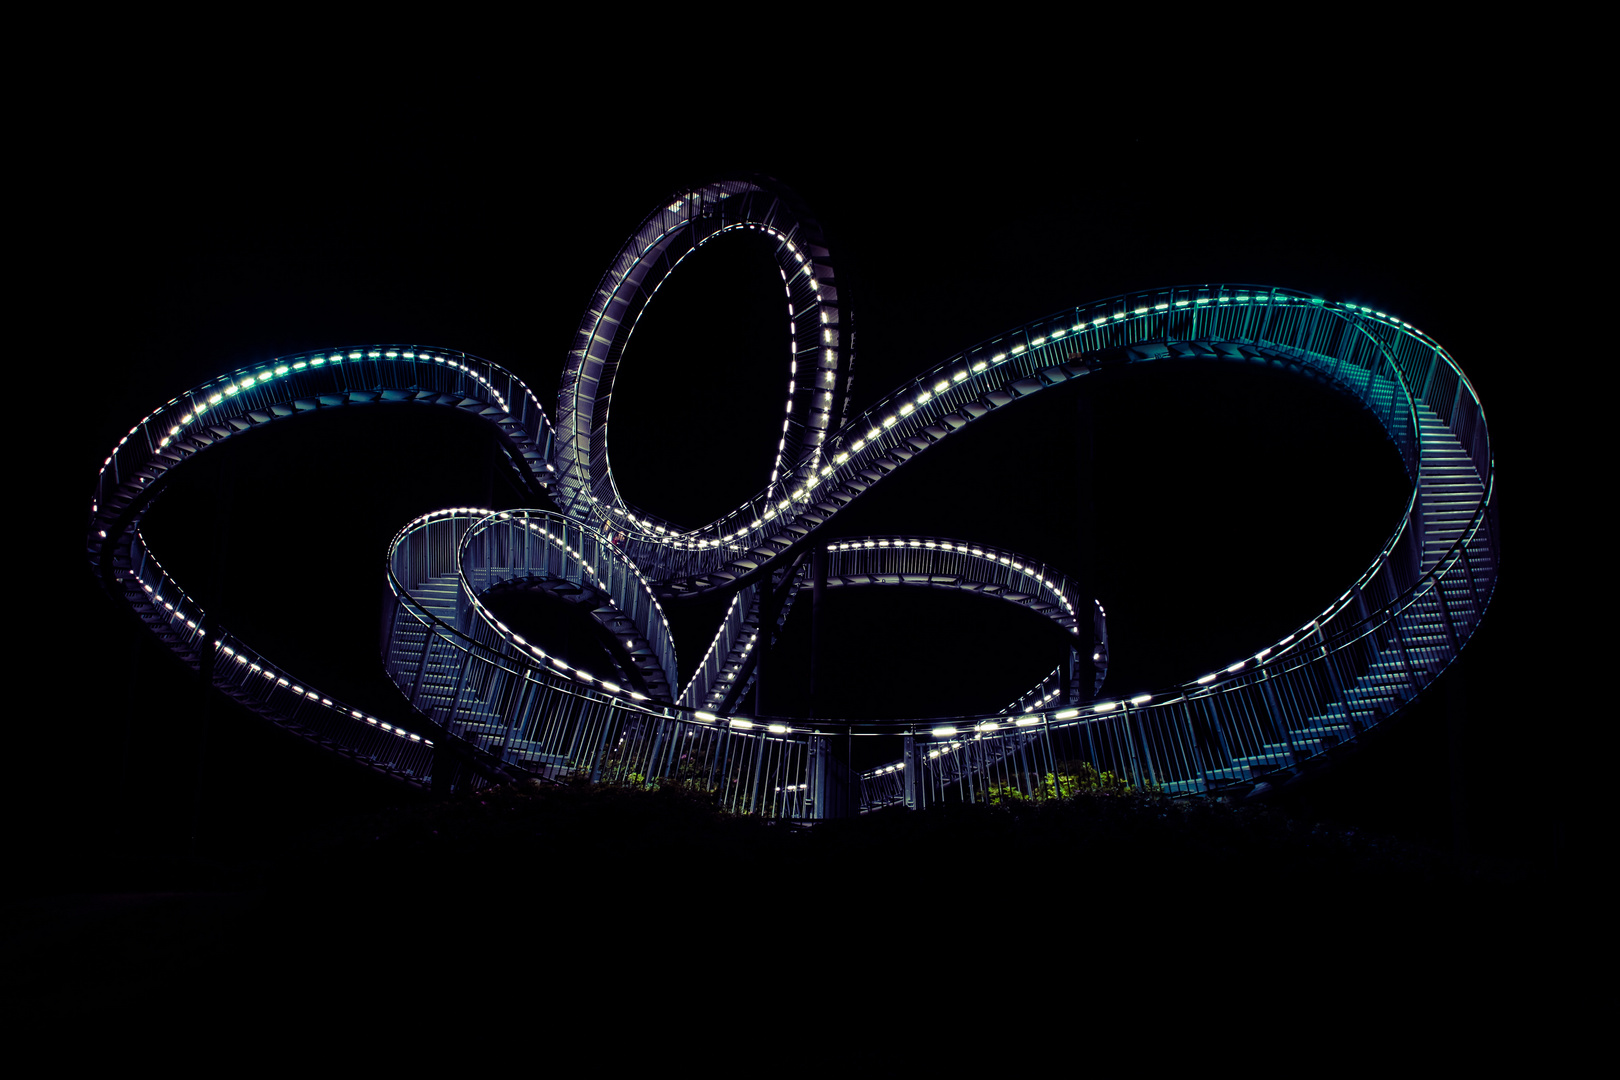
87,176,1495,816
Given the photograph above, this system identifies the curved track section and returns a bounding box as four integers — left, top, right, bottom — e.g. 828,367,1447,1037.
88,347,554,786
556,176,852,538
674,535,1108,716
91,176,1495,815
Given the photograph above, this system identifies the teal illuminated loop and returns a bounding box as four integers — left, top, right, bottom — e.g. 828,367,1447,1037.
89,176,1494,809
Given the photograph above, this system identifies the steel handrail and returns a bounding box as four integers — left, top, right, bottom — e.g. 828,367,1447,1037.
92,176,1495,814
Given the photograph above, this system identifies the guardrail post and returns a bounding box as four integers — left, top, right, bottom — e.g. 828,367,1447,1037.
407,614,433,704
1190,697,1234,787
1437,574,1462,654
712,724,734,808
807,735,828,820
1257,671,1300,766
494,664,528,766
1388,601,1423,700
1460,535,1483,622
1121,710,1145,791
903,735,918,810
444,645,474,733
746,732,765,815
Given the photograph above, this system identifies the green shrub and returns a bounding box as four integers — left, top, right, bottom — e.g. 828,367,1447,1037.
986,760,1137,804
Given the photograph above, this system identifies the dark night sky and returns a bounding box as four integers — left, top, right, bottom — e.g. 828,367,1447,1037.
29,71,1565,858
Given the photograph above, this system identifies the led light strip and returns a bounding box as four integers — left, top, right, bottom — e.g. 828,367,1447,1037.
91,175,1491,806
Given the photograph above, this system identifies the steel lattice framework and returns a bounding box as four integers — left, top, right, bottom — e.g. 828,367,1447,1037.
88,175,1495,816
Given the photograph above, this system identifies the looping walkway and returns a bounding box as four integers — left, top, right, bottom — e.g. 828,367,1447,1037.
89,177,1494,815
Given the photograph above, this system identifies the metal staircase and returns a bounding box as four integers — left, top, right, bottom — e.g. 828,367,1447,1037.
90,176,1495,817
1153,397,1491,795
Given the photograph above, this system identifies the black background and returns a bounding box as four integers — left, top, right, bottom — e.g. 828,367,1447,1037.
24,61,1566,869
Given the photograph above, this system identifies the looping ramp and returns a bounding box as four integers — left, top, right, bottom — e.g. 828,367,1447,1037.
89,177,1495,814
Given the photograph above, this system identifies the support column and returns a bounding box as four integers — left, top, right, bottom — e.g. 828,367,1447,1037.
809,545,827,719
754,565,779,716
903,734,918,810
1074,384,1097,706
808,734,829,820
805,546,853,816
